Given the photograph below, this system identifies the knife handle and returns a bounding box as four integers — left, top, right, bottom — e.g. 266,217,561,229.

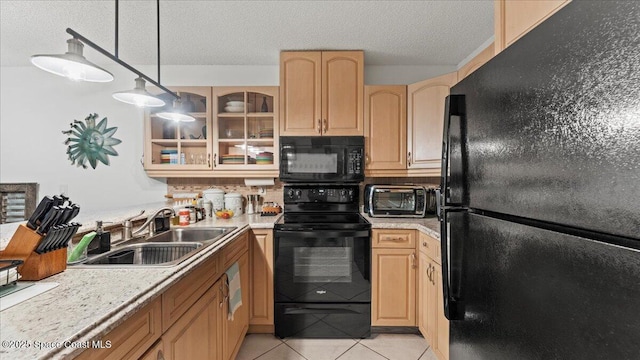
26,196,54,230
37,206,62,235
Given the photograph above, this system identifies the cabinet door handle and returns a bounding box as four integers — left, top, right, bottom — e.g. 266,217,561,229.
423,241,428,247
365,154,370,164
157,349,165,360
207,153,211,167
317,119,322,134
411,252,416,269
407,152,412,167
213,153,217,167
323,118,328,133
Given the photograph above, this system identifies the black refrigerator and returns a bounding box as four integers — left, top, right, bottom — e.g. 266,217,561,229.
437,1,640,359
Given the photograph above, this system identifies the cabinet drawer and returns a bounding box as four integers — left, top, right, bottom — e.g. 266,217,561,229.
222,231,249,269
76,297,162,360
372,229,416,249
162,252,219,332
419,232,441,264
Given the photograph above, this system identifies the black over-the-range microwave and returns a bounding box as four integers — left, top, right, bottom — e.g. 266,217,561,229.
279,136,364,183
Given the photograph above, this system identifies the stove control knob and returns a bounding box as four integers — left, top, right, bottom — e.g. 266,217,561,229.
287,189,295,198
295,190,302,198
348,189,354,199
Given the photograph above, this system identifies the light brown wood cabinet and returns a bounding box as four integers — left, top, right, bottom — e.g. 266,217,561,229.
144,86,213,176
407,72,458,176
457,43,495,82
418,232,449,360
364,85,407,176
494,0,571,54
212,87,279,175
161,279,221,360
248,229,274,333
221,249,250,360
371,229,417,326
76,231,250,360
138,339,164,360
144,86,281,178
75,297,163,360
280,51,364,136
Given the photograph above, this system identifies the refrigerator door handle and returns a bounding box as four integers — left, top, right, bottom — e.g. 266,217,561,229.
441,209,465,321
440,94,466,207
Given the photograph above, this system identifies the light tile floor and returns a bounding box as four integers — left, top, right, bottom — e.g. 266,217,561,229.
237,334,437,360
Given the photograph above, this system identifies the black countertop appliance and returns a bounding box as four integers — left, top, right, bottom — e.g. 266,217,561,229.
438,2,640,359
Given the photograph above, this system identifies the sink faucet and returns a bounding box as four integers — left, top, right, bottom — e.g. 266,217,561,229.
122,210,145,241
131,207,176,238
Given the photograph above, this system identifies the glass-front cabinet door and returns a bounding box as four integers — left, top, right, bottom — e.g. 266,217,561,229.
144,86,213,172
213,87,279,171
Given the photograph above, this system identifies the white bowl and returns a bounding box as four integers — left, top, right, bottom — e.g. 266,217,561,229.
224,106,244,113
226,101,244,107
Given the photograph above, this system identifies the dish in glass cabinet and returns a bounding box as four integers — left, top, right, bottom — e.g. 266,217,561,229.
224,106,244,113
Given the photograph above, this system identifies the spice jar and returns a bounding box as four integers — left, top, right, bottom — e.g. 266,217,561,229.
179,208,190,226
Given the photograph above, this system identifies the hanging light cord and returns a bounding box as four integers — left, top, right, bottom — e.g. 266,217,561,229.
115,0,119,58
157,0,160,83
64,0,178,99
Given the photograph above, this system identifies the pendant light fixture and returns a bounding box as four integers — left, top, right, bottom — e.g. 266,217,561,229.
30,0,177,107
156,94,196,122
30,38,114,82
112,77,165,107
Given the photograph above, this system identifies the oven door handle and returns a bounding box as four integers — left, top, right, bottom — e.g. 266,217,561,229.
283,308,364,315
276,229,370,238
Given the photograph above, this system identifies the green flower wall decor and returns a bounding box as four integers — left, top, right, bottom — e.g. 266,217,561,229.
62,113,122,169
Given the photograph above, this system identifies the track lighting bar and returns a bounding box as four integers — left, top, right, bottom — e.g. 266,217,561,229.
65,28,178,100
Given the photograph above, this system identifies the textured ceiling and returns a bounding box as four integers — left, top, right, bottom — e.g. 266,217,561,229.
0,0,494,67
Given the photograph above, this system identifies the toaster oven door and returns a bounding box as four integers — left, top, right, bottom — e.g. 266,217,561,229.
370,189,419,216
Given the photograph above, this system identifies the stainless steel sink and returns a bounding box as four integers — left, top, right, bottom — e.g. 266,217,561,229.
82,243,203,266
146,227,233,243
72,227,237,268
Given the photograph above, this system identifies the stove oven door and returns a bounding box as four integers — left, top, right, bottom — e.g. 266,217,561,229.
274,227,371,303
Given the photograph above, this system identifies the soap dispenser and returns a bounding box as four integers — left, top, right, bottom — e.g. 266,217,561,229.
87,220,111,255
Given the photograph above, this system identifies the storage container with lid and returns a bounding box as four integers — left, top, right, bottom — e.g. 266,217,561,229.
203,188,225,211
224,192,243,216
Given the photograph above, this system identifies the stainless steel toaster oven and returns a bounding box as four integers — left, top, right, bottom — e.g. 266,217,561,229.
364,185,436,218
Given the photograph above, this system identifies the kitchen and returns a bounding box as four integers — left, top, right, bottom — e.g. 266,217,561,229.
1,1,637,358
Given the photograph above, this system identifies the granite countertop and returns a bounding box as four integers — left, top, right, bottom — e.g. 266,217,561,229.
0,212,278,360
0,207,439,360
365,214,440,240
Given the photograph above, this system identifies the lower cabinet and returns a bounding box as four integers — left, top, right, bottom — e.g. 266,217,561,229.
371,229,417,326
77,230,250,360
161,278,222,360
418,232,449,360
248,229,274,333
222,251,250,360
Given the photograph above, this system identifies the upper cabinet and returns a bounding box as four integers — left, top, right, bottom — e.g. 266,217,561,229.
280,51,364,136
407,72,457,176
494,0,571,54
457,43,495,82
213,87,279,172
144,86,213,173
143,86,279,178
364,85,407,176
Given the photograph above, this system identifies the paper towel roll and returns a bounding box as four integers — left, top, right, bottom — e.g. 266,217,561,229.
244,178,275,186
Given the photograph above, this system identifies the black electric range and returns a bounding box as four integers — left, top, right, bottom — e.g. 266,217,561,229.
273,184,372,339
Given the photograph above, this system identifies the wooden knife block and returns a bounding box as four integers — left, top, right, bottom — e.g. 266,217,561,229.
0,224,67,280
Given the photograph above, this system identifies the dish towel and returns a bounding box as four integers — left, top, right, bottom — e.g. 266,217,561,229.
225,261,242,320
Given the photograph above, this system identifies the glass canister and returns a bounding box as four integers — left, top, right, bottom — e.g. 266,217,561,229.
224,192,243,216
203,188,225,211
